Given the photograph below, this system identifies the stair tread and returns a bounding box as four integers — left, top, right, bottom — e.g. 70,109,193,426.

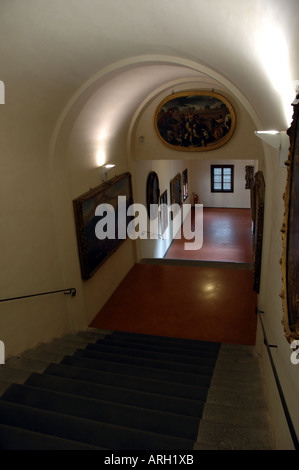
202,402,273,431
44,362,209,400
4,357,49,373
96,336,220,356
1,383,200,439
61,354,213,386
108,330,221,350
22,349,65,363
0,367,32,384
0,423,105,450
0,400,195,450
87,341,219,363
25,372,205,417
32,341,80,355
75,347,216,374
0,329,274,450
196,418,274,450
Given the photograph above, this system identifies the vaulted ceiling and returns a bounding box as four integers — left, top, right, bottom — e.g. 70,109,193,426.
1,0,298,144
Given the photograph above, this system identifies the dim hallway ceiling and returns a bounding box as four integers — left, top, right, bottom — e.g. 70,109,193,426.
1,0,298,138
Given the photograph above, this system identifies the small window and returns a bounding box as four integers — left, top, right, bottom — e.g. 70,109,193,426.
211,165,234,193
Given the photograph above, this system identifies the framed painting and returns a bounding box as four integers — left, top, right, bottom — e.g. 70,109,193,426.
154,91,236,151
182,168,188,201
245,165,254,189
146,171,160,220
281,98,299,342
159,190,168,235
73,172,133,280
170,173,182,218
252,171,265,294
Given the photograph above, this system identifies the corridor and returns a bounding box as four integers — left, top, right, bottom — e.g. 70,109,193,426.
91,208,257,345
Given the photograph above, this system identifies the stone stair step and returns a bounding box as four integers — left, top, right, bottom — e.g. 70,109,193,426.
0,400,194,450
3,357,49,373
25,371,205,417
206,387,268,410
196,419,274,450
44,362,210,401
1,383,200,440
202,402,272,431
61,354,213,387
0,329,275,450
0,367,32,387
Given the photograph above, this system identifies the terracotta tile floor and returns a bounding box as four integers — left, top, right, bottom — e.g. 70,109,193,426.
164,207,253,263
90,265,257,345
90,208,257,345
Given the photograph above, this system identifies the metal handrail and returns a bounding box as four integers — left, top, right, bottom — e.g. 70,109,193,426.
0,288,76,303
258,309,299,450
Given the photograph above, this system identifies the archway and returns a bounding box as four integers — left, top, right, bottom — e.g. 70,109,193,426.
49,55,265,331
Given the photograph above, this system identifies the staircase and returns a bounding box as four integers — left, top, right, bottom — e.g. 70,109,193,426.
0,329,275,450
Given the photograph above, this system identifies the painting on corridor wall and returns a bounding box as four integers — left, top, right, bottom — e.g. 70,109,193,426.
155,91,236,152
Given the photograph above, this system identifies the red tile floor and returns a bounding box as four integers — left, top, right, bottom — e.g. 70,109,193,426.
90,208,257,345
164,207,253,263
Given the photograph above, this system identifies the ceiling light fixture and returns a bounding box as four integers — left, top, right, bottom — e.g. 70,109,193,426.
101,163,116,181
254,130,289,167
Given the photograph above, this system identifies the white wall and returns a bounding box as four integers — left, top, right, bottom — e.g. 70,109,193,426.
0,78,73,359
0,65,141,358
51,79,138,330
133,159,191,260
190,159,257,208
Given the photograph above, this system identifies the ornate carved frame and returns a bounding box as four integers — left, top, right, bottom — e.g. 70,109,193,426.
154,91,236,152
281,99,299,342
252,171,265,294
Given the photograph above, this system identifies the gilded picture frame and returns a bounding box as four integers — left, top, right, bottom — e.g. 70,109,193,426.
154,91,236,151
252,171,265,294
281,99,299,342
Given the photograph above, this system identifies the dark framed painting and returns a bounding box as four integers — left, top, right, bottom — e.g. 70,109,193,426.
73,172,133,280
252,171,265,294
159,190,168,235
281,98,299,342
182,168,188,201
170,173,182,218
146,171,160,220
245,165,254,189
154,91,236,151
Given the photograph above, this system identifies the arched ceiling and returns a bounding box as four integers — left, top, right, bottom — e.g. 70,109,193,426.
1,0,298,140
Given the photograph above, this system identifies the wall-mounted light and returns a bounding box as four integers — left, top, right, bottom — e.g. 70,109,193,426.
254,130,289,167
101,163,115,181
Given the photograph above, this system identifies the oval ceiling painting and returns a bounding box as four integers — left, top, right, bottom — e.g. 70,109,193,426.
154,91,236,152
